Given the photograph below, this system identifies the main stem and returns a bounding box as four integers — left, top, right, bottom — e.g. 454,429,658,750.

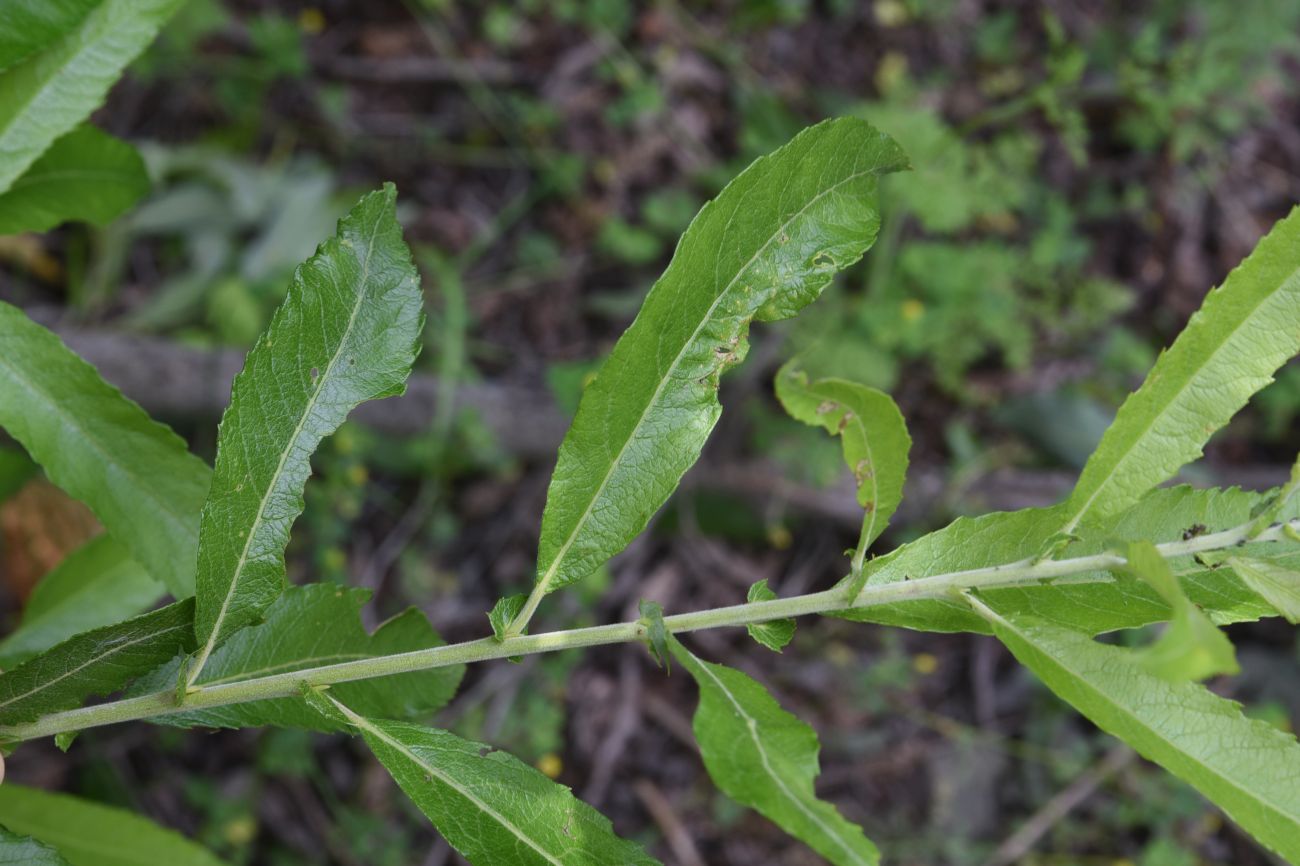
3,519,1292,743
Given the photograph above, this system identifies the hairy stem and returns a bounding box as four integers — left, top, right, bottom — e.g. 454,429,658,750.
3,518,1294,743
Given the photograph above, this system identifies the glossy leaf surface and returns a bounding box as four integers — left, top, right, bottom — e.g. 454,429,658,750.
0,0,183,193
0,124,148,234
192,184,423,677
533,118,907,605
0,0,99,71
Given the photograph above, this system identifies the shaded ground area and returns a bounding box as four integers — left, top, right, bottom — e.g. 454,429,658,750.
2,2,1299,864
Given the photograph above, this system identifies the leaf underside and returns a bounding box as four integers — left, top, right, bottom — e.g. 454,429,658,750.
0,829,70,866
133,585,461,731
833,486,1299,634
670,636,879,866
0,600,194,727
329,698,661,866
973,601,1300,864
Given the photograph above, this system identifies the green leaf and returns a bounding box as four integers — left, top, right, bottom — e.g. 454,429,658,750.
637,599,671,670
1223,557,1300,624
1248,453,1300,537
325,696,661,866
0,0,99,71
746,580,795,652
833,485,1300,635
0,535,165,669
134,585,460,731
0,302,212,597
0,829,70,866
0,785,227,866
531,118,907,610
969,599,1300,864
775,361,910,564
0,0,183,194
0,124,148,234
669,636,879,866
0,599,193,727
1060,207,1300,534
191,184,423,680
1123,541,1237,681
488,595,526,642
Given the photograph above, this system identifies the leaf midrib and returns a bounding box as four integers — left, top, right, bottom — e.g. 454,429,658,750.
195,209,384,669
690,656,871,866
331,698,568,866
0,349,198,546
0,621,188,714
0,0,122,176
539,164,879,593
6,167,140,192
991,605,1300,833
1065,263,1300,532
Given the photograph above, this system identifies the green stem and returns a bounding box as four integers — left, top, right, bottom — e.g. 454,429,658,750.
3,518,1293,743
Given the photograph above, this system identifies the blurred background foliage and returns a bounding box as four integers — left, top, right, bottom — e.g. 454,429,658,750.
1,1,1299,864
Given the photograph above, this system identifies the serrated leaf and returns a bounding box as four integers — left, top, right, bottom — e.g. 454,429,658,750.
191,184,423,680
746,580,795,652
134,584,460,731
669,636,879,866
833,485,1300,635
326,696,661,866
774,361,910,562
0,829,70,866
0,302,212,596
1224,557,1300,624
970,599,1300,864
0,124,148,234
0,0,100,71
1060,207,1300,534
488,595,526,642
0,785,227,866
1123,541,1237,681
0,599,193,726
530,118,908,613
0,535,164,669
0,0,183,194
